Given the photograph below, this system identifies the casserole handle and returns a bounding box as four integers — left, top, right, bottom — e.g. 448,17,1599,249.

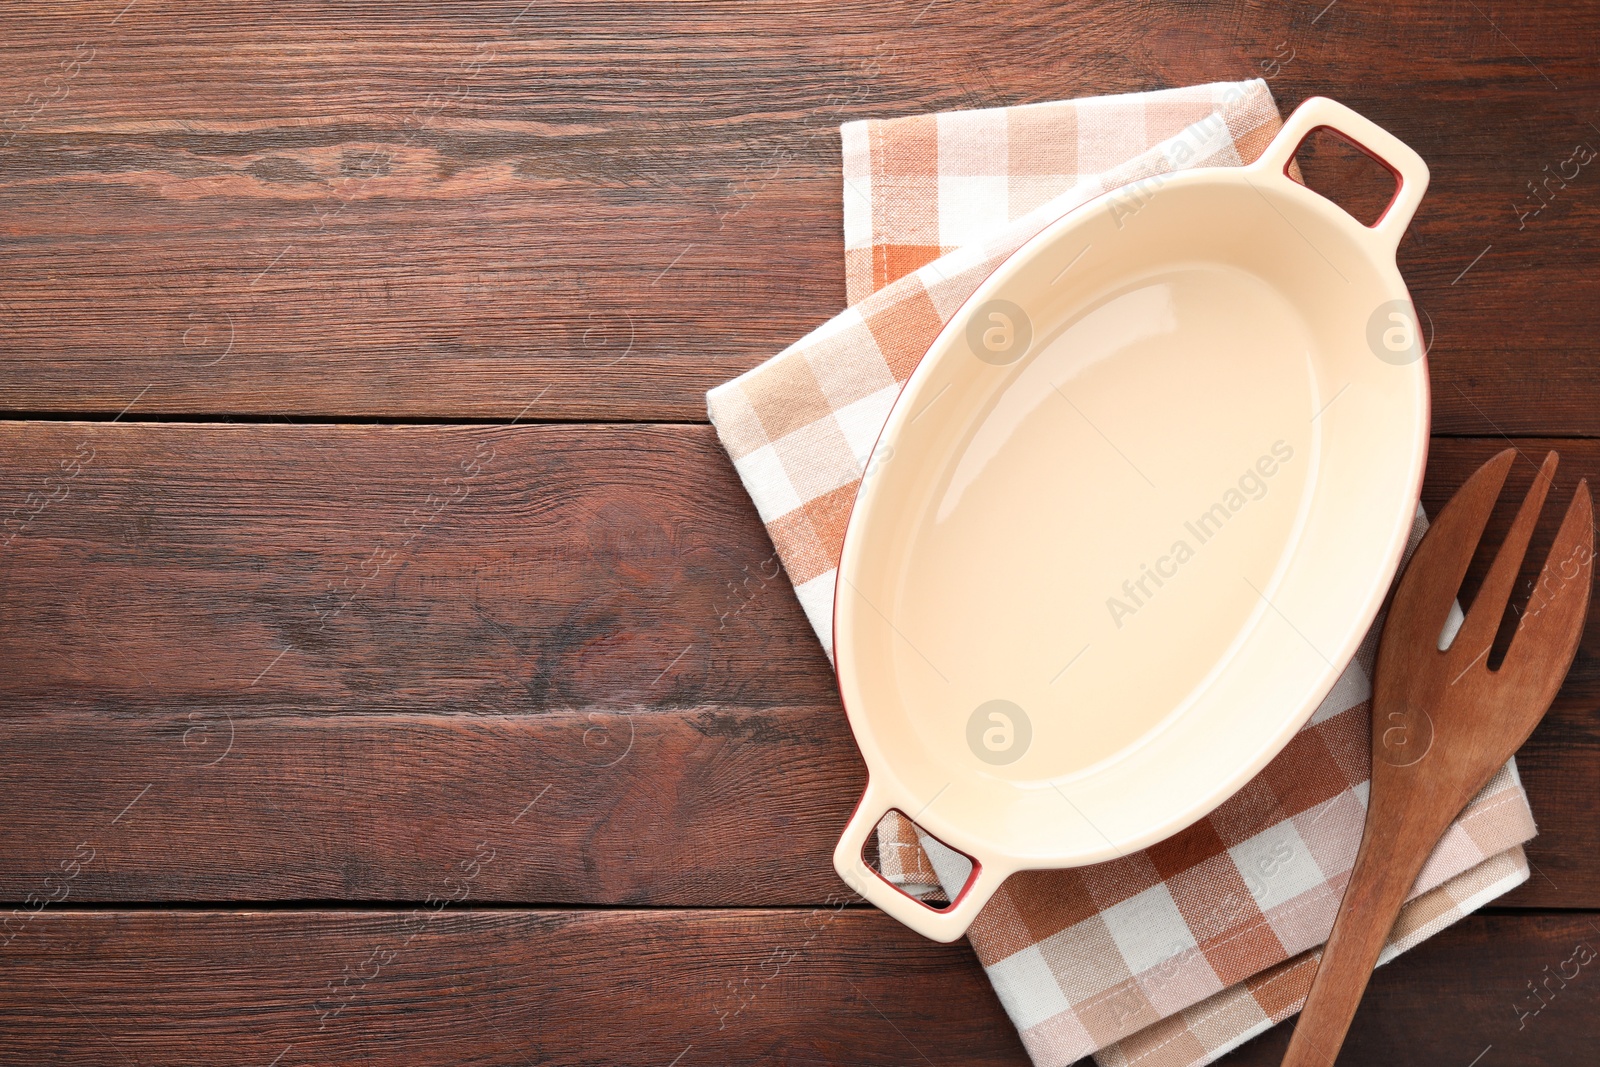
1255,96,1430,254
832,780,1009,943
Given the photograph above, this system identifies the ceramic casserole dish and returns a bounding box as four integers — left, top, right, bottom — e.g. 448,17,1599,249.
832,97,1431,941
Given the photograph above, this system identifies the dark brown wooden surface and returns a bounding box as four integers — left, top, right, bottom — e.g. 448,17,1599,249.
2,1,1598,1064
0,423,834,714
0,708,863,905
0,911,1594,1066
0,1,1597,430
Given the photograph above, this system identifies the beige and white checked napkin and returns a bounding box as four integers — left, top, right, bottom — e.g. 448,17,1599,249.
706,79,1538,1067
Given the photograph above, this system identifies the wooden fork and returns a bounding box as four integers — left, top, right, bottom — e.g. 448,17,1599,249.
1281,449,1593,1066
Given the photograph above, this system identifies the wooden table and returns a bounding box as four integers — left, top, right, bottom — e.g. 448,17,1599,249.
2,3,1596,1063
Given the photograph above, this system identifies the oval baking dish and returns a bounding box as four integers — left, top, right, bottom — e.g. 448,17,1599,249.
832,97,1431,942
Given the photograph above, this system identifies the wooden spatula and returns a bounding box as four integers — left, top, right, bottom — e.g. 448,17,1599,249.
1281,448,1593,1066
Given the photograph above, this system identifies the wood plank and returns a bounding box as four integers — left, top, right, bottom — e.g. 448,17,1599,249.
5,424,1599,723
0,907,1025,1065
0,708,865,905
1,2,1598,428
0,909,1593,1065
1,426,1598,905
0,697,1587,909
0,422,837,713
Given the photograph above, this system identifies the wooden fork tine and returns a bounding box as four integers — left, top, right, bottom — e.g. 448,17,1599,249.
1386,449,1514,639
1451,451,1558,657
1501,478,1594,689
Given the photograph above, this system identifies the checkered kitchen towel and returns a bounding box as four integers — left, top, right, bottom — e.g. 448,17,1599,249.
706,79,1538,1067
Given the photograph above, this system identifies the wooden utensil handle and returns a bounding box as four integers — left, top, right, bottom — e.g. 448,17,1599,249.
1280,813,1436,1066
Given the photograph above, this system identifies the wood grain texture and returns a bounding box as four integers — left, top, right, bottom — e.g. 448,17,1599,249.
1,1,1598,428
0,422,836,713
0,907,1025,1066
0,425,1596,908
0,910,1592,1066
0,708,865,905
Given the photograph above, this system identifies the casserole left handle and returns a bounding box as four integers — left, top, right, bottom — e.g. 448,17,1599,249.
832,780,1008,943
